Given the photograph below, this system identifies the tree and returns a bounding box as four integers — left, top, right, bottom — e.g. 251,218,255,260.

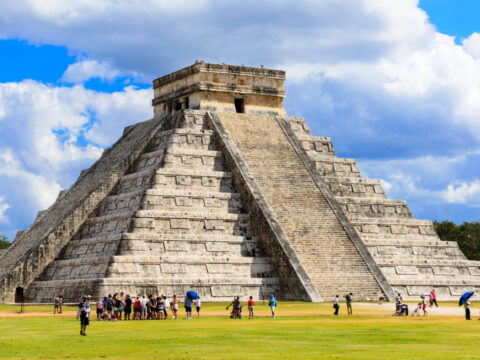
434,220,480,261
0,234,11,250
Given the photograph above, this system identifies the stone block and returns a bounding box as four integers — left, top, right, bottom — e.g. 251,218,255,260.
170,219,190,229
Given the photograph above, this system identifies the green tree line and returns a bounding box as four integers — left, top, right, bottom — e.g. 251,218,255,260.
433,220,480,261
0,234,10,250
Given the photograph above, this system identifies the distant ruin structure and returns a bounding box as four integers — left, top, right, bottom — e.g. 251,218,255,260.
1,62,478,303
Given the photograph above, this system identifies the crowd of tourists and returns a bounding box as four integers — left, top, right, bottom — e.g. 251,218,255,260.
74,292,277,335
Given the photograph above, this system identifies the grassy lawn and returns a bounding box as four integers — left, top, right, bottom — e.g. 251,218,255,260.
0,302,479,359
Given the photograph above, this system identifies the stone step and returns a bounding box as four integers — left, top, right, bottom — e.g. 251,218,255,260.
313,158,362,178
359,233,442,242
375,258,480,267
98,189,144,216
134,149,165,172
142,188,242,213
336,196,411,219
152,168,233,193
46,254,272,267
151,127,216,151
130,210,251,235
322,177,387,198
351,217,436,236
161,147,225,171
298,136,336,156
386,276,480,286
370,247,465,259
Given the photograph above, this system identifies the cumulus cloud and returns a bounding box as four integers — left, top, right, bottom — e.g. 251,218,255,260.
0,80,152,239
442,180,480,204
62,59,121,83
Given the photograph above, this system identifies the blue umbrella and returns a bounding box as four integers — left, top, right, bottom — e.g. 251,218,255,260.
459,291,474,306
186,291,199,300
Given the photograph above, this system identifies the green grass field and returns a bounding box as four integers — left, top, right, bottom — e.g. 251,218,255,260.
0,302,479,359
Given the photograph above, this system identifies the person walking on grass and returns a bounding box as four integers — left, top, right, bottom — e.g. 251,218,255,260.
59,295,63,314
79,296,91,336
172,295,179,319
96,298,104,320
333,295,340,316
195,296,202,319
345,293,353,315
465,300,471,320
184,293,193,319
421,295,428,316
124,294,132,320
53,295,60,314
140,295,148,320
163,295,170,319
248,296,255,319
430,289,438,308
269,294,276,319
226,296,241,319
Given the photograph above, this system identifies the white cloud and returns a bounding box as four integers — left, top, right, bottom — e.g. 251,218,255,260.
0,196,9,223
463,32,480,59
62,59,121,83
0,80,152,238
442,180,480,204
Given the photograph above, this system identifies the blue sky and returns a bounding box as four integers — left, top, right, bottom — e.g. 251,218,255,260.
0,0,480,241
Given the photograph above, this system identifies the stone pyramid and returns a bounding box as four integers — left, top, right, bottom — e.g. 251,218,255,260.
1,62,479,303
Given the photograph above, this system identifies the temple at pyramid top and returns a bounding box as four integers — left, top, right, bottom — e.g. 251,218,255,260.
152,62,287,118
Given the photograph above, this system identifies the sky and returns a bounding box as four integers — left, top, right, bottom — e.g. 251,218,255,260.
0,0,479,242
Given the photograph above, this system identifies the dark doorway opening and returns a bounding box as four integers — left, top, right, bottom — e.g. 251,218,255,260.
234,98,245,113
15,287,24,303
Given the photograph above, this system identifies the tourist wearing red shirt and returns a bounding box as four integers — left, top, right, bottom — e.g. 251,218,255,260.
248,296,255,319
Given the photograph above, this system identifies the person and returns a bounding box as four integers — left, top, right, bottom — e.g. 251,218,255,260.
79,296,91,336
421,295,428,316
333,295,340,316
269,294,276,319
465,300,471,320
106,294,114,315
124,294,132,320
430,289,438,307
115,293,124,320
411,303,422,316
163,295,170,319
195,296,201,319
53,296,60,314
133,296,141,320
345,293,353,315
184,293,193,319
226,296,241,319
148,295,157,319
96,298,104,320
156,296,164,320
248,296,255,319
140,295,148,320
59,295,63,314
171,295,179,319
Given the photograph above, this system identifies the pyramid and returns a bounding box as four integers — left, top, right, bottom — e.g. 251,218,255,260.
1,62,479,303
